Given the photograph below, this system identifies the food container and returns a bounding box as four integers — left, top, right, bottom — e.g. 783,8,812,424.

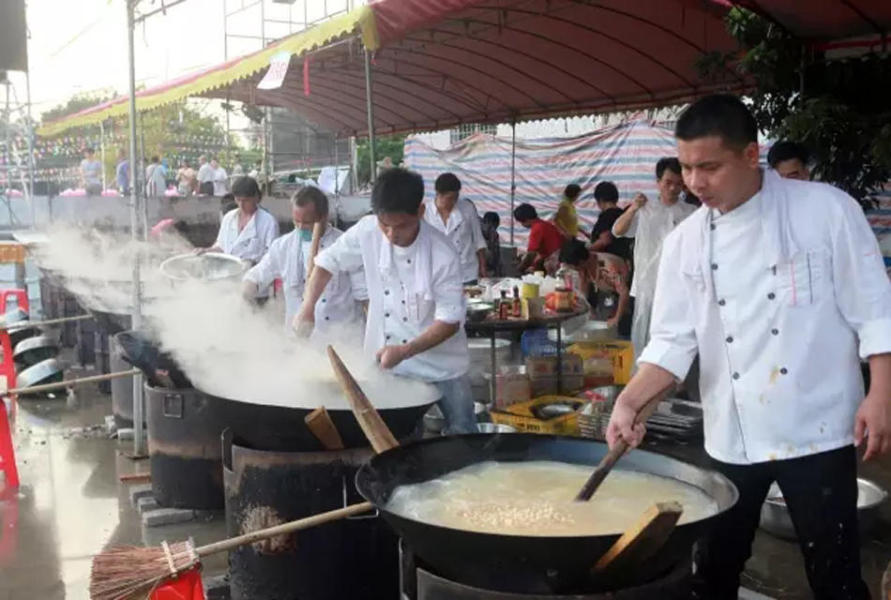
466,302,494,323
477,422,517,434
520,282,540,298
760,478,887,540
554,287,574,312
568,340,634,386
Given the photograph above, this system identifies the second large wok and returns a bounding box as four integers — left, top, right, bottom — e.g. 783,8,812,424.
355,434,738,594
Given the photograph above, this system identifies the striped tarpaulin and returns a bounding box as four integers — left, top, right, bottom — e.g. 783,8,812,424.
404,120,679,248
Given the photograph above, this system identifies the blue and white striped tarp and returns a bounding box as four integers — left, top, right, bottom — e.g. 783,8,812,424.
404,120,678,247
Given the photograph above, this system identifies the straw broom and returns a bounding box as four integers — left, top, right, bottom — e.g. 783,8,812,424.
89,501,372,600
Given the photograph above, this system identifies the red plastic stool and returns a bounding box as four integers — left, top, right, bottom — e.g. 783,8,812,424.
0,331,15,394
0,289,29,315
0,397,18,490
151,568,205,600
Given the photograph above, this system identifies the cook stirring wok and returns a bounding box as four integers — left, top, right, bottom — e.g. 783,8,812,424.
295,168,476,435
605,95,891,600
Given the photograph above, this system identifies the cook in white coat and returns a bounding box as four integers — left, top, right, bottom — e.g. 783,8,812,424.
423,173,487,284
202,176,279,296
607,95,891,600
296,168,475,434
611,158,697,359
242,186,366,334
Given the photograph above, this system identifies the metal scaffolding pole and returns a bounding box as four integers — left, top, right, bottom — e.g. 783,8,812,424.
126,0,145,457
510,120,517,247
363,49,376,184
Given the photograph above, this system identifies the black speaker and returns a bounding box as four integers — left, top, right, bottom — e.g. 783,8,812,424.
0,0,28,73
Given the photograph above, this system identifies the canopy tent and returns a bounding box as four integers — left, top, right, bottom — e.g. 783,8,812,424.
39,0,749,138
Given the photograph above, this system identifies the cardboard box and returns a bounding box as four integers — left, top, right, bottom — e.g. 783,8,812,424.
494,368,532,409
567,340,634,385
529,375,585,396
490,396,584,435
524,354,583,378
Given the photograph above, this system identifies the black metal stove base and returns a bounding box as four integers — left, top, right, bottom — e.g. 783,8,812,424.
400,540,693,599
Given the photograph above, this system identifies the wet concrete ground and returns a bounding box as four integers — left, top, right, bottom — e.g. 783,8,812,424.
2,379,891,599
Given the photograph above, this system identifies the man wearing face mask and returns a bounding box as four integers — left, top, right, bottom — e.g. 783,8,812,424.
612,157,697,359
242,186,366,334
295,168,475,435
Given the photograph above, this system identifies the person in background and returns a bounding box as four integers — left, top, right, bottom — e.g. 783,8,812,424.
197,155,215,195
202,176,279,270
220,192,237,217
514,203,564,274
589,181,632,260
481,211,502,277
212,159,229,197
607,93,890,600
423,173,487,284
242,186,366,335
553,183,586,239
559,239,630,329
612,157,696,359
145,156,167,197
296,168,475,435
177,161,196,196
80,148,103,196
767,140,811,181
115,149,129,196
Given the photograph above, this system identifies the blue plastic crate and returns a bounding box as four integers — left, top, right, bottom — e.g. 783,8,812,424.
521,328,559,357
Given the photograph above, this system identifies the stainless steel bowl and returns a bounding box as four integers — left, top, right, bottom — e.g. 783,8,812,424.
760,478,887,540
159,252,247,282
466,302,494,323
16,358,64,391
477,422,517,434
13,335,60,367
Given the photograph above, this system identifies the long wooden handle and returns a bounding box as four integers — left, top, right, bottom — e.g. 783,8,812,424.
575,385,675,502
327,345,399,454
2,368,140,397
0,314,93,330
195,501,373,558
593,501,682,576
304,406,345,450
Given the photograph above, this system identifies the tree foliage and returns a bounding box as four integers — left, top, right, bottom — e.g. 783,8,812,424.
356,135,406,187
698,8,891,201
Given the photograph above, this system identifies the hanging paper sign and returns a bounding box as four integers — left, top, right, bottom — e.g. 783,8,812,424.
257,51,292,90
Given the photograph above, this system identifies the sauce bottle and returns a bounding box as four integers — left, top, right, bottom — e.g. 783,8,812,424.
498,290,510,319
512,286,522,318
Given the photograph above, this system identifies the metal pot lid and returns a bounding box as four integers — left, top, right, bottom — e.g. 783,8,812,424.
159,252,247,282
14,335,59,357
16,358,64,389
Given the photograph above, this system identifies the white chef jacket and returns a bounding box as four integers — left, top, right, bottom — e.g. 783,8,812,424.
640,170,891,465
243,226,367,330
197,163,214,183
613,198,696,299
213,167,229,196
214,207,279,265
314,215,469,382
423,199,487,283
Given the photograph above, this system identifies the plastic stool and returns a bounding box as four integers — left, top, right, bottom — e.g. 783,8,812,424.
0,331,15,394
151,568,205,600
0,289,29,315
0,397,18,489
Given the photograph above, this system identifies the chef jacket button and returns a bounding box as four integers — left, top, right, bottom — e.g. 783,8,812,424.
385,312,390,318
324,317,329,321
403,317,408,322
321,298,326,303
718,299,726,306
726,336,734,343
386,335,391,340
401,300,406,304
407,259,412,264
402,339,407,344
768,292,776,300
771,328,779,335
711,263,718,270
384,290,390,295
732,372,740,380
710,224,716,231
780,367,788,375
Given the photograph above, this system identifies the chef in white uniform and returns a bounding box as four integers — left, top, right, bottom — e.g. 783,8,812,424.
241,186,366,335
296,168,476,434
607,95,891,600
611,158,696,359
423,172,487,284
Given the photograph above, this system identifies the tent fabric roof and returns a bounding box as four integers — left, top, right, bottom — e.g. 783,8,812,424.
37,6,380,136
201,0,750,136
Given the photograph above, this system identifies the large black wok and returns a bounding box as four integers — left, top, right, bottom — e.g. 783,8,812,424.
201,390,438,452
356,434,738,594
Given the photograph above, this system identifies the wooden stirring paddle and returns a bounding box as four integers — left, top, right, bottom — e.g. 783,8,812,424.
575,385,676,502
327,345,399,454
304,406,345,450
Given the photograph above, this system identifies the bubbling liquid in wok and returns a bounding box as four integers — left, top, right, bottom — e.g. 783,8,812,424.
386,460,718,536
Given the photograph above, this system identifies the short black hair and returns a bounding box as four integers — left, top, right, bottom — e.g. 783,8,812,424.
221,193,237,214
371,168,425,215
483,211,500,227
151,155,160,163
675,94,758,151
513,203,538,222
435,172,461,194
293,186,329,216
559,239,589,266
564,184,581,199
593,181,619,203
767,141,809,168
656,157,682,180
231,176,262,199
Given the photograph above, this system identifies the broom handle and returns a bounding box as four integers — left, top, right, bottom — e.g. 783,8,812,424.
2,369,141,396
195,501,374,557
1,314,93,330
